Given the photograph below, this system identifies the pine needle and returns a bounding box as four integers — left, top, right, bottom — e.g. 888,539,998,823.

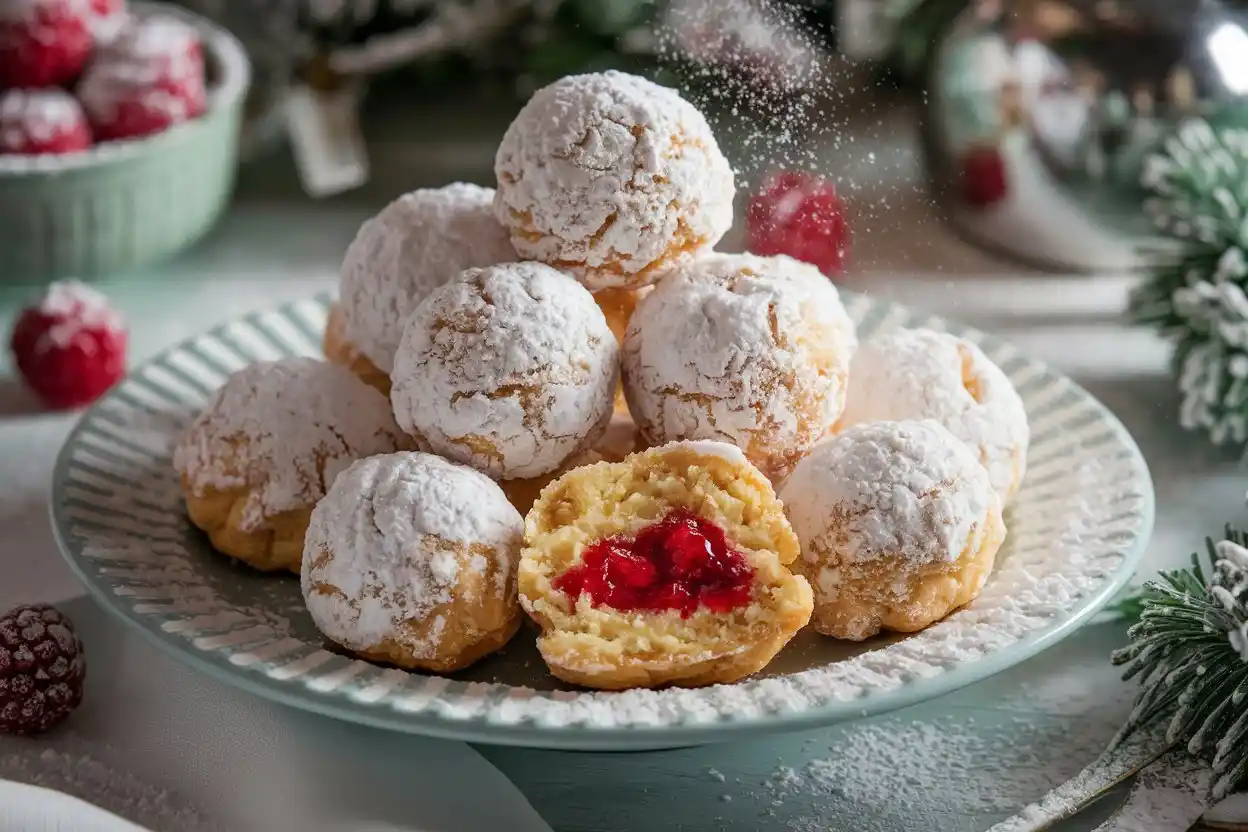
1112,527,1248,799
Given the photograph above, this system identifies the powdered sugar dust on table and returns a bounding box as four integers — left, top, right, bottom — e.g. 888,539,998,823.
45,287,1154,751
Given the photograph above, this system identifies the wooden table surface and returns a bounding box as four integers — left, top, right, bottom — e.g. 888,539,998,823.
1,81,1243,831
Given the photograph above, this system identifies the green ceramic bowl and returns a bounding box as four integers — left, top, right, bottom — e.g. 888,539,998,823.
0,2,251,283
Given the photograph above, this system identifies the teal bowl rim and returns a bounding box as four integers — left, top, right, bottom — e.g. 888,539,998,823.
49,291,1156,751
0,0,251,177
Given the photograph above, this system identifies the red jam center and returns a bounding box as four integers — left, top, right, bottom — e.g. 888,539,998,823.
554,510,756,618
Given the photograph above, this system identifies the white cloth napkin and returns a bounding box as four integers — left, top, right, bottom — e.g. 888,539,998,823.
0,780,152,832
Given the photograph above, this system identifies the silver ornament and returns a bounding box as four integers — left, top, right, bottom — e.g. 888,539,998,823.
925,0,1248,272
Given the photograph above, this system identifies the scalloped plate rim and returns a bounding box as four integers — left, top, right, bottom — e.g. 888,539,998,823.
48,291,1156,751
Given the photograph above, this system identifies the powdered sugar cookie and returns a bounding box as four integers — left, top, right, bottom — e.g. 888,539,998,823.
836,327,1029,502
520,440,813,690
498,449,605,518
173,358,411,573
302,452,523,673
390,261,619,480
622,252,857,481
781,420,1005,641
322,302,391,394
337,183,516,379
593,285,649,413
494,70,735,291
593,286,650,346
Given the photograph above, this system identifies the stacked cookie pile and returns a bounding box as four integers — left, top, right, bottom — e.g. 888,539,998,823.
174,70,1030,691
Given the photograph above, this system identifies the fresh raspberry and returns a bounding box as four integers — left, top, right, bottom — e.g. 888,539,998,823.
78,15,206,142
0,0,94,89
0,604,86,736
746,171,851,278
0,88,91,155
9,280,127,410
960,145,1009,208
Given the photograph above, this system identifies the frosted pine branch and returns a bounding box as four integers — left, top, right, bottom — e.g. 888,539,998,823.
1111,530,1248,799
1130,119,1248,451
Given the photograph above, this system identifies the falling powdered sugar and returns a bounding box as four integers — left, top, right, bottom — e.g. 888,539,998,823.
655,0,946,266
654,0,834,182
172,357,409,530
301,452,523,661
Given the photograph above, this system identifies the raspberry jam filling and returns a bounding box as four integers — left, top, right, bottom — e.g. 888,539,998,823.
554,509,756,618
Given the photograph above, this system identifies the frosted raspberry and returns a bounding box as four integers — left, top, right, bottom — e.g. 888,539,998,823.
9,280,128,410
86,0,124,41
98,14,202,80
960,145,1009,208
0,0,93,89
78,15,206,141
0,88,91,155
746,171,850,278
0,604,86,736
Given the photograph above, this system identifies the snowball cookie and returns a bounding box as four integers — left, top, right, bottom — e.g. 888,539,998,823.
173,358,411,573
499,449,605,518
836,327,1030,503
622,252,858,482
494,70,735,291
322,303,391,394
336,183,517,381
594,285,651,412
781,420,1005,642
302,452,524,673
390,261,619,480
520,440,813,690
594,286,651,346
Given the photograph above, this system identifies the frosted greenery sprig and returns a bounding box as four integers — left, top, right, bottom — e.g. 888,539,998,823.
1110,527,1248,799
1129,120,1248,448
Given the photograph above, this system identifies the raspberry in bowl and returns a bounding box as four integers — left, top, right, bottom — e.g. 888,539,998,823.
86,0,126,41
0,0,94,89
0,89,91,155
0,1,250,283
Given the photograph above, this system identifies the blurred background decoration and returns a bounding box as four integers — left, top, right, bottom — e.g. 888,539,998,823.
923,0,1248,273
146,0,1248,273
168,0,855,194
